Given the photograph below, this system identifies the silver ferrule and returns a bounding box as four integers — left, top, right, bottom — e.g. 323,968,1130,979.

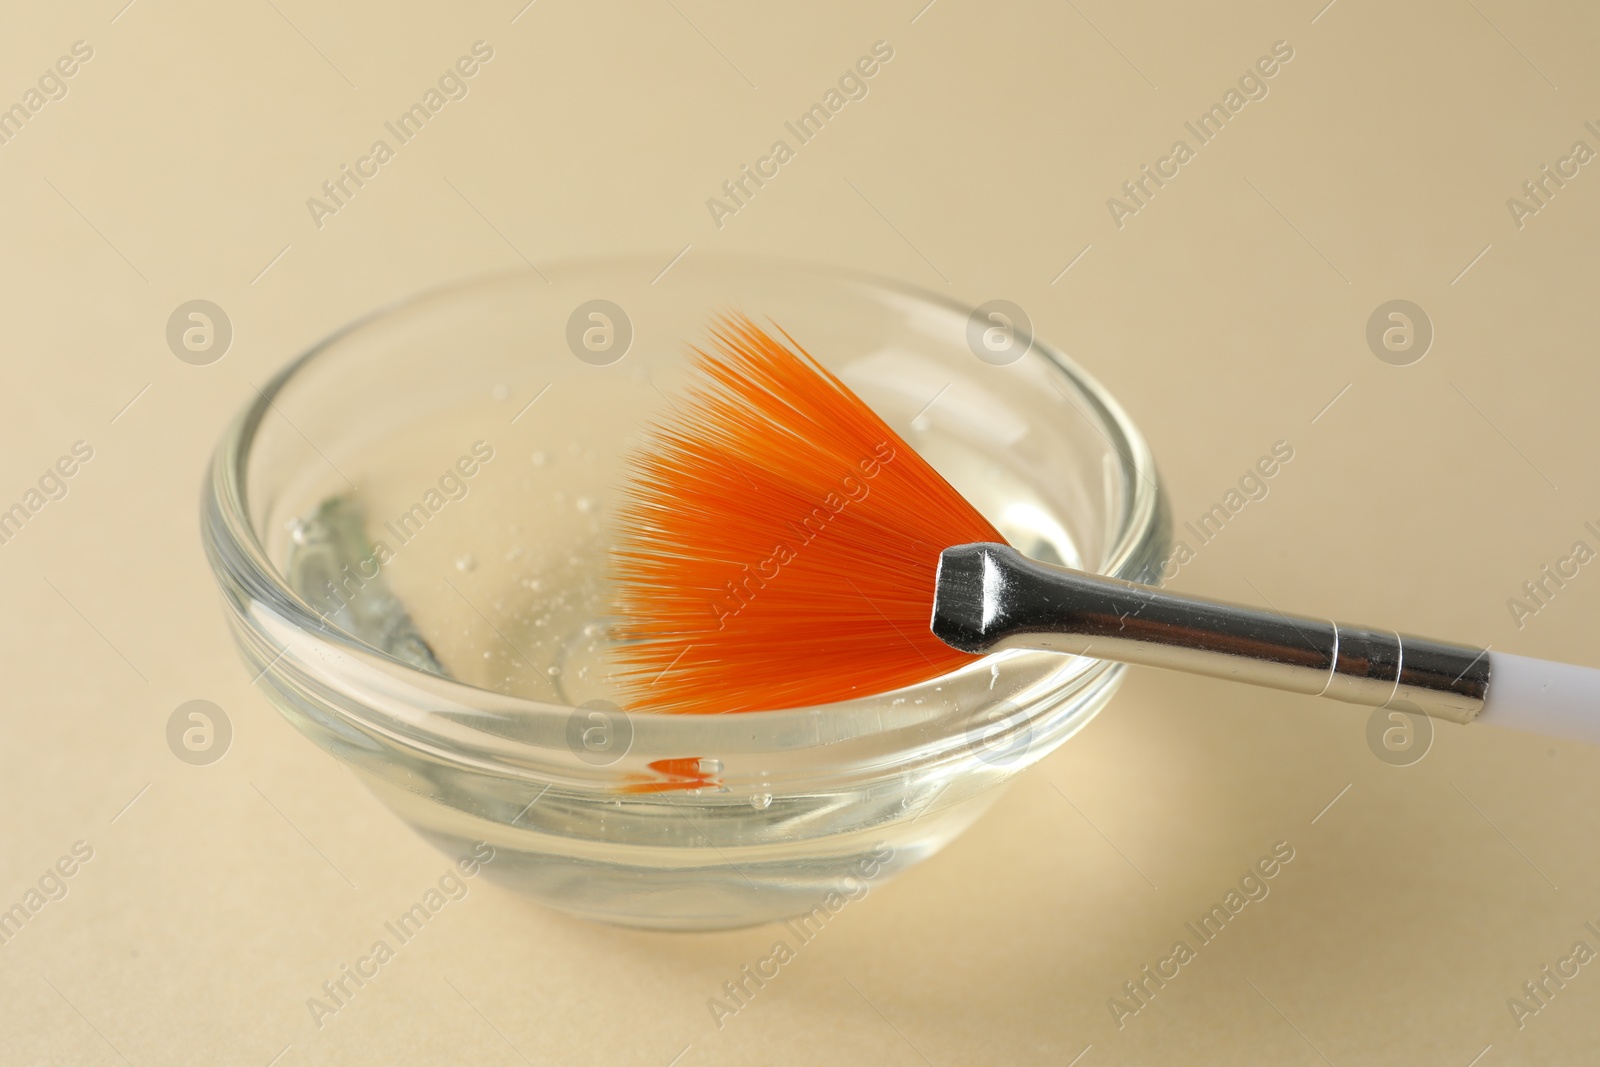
931,544,1490,724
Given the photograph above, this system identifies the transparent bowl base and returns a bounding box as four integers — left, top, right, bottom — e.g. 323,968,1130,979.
309,668,1123,930
405,802,990,932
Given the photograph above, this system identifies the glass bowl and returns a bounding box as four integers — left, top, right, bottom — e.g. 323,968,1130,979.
200,258,1169,930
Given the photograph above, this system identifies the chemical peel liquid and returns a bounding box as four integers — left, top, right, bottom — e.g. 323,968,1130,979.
283,370,1091,712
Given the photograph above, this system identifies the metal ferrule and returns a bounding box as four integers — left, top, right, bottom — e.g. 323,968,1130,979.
931,543,1489,724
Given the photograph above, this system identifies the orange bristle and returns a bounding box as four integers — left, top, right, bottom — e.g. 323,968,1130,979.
611,314,1007,714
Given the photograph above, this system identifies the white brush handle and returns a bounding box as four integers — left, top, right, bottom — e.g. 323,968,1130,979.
1479,652,1600,745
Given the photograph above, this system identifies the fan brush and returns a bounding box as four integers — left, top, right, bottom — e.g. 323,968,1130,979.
611,314,1600,744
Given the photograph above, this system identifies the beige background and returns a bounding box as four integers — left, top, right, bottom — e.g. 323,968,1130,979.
2,0,1598,1063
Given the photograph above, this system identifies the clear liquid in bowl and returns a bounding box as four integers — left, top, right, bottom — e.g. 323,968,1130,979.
281,366,1089,713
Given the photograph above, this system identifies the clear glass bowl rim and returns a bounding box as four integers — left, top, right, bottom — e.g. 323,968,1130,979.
201,255,1169,767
